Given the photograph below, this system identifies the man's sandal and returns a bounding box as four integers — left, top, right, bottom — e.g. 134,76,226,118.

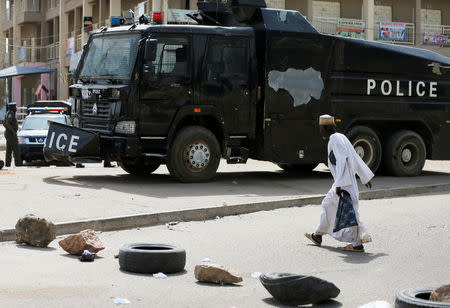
342,244,365,252
304,233,322,246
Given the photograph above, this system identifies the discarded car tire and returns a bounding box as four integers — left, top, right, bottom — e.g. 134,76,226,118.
119,158,161,176
167,126,220,183
383,130,426,177
119,243,186,274
347,126,382,173
395,288,450,308
259,273,340,305
278,163,317,173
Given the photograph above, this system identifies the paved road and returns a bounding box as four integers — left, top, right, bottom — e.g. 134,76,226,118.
1,158,450,229
0,193,448,307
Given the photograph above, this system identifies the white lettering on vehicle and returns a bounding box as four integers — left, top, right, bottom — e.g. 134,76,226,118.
68,135,80,153
56,133,68,150
366,80,438,97
48,132,55,148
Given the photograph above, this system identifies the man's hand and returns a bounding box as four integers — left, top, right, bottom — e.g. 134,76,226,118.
365,181,372,189
336,186,342,197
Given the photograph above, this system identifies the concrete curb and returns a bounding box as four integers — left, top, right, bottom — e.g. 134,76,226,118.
1,183,449,242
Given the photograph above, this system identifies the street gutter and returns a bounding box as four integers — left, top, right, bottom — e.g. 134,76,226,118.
1,183,449,242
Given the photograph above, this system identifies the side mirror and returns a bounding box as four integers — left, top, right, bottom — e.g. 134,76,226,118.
144,39,157,62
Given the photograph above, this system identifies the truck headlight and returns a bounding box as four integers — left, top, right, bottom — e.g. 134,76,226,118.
115,121,136,134
18,137,26,144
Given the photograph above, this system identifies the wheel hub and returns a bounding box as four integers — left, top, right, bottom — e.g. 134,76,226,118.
185,142,210,170
401,148,412,163
355,146,365,159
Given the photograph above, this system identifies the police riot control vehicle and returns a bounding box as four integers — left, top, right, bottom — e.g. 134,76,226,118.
19,101,71,163
44,0,450,182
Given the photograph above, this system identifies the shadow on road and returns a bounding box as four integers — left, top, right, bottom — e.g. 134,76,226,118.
317,245,388,264
262,297,342,307
118,268,188,278
42,170,333,199
15,243,57,251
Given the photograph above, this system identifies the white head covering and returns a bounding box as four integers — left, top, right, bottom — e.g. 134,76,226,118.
319,114,335,126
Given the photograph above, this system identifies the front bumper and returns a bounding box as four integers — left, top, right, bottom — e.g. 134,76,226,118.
43,122,140,164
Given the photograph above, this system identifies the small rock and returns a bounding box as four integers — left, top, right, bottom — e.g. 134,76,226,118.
15,214,56,248
59,229,105,255
430,284,450,302
153,272,167,279
194,264,243,284
79,249,96,262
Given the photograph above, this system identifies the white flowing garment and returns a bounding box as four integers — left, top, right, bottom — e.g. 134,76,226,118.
315,133,374,246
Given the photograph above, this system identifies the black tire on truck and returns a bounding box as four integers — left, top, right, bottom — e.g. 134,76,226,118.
395,288,450,308
278,163,318,173
119,158,161,176
167,126,221,182
346,126,382,173
119,243,186,274
383,130,426,177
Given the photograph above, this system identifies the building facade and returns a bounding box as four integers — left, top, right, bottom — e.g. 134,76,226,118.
1,0,450,107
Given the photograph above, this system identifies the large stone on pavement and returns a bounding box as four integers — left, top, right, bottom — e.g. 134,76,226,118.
430,284,450,302
59,229,105,255
15,214,56,248
259,273,340,305
194,264,243,284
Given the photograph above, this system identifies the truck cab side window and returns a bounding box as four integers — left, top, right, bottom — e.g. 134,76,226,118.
144,37,189,83
205,38,247,84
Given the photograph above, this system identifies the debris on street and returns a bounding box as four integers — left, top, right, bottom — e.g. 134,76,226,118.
59,229,105,255
259,273,340,305
201,258,211,263
15,214,56,248
152,272,168,279
165,221,179,227
79,249,96,262
430,284,450,302
251,272,262,279
113,298,131,305
194,264,243,285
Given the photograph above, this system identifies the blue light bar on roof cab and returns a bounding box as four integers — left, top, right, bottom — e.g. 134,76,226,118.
111,16,121,27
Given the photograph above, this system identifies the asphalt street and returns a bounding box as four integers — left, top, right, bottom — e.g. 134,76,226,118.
1,158,450,230
0,193,448,307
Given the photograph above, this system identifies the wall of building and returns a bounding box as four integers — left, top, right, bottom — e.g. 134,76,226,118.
285,0,307,16
341,0,362,19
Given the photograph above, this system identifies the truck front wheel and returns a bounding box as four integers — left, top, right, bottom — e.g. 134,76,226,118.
119,158,161,176
347,126,382,173
167,126,221,182
383,130,426,177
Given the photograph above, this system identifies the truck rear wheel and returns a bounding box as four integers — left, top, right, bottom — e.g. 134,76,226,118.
346,126,381,172
383,130,426,177
119,158,161,176
167,126,220,182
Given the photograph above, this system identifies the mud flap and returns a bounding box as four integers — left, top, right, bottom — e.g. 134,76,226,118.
43,121,101,164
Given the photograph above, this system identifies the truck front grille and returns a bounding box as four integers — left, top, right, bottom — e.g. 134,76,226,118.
81,101,110,119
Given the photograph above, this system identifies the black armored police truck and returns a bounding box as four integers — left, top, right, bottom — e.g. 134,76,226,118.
44,0,450,182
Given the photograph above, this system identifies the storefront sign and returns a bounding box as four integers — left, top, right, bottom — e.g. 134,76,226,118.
337,20,366,39
379,22,406,41
423,32,450,46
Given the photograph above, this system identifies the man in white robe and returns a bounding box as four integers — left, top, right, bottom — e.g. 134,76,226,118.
305,115,374,252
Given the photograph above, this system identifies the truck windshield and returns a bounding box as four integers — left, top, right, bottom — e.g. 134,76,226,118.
78,33,140,80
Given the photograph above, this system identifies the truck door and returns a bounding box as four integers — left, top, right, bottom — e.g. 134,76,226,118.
201,37,251,135
139,35,192,137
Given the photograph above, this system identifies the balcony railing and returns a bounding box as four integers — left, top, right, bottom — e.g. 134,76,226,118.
20,0,40,12
47,42,59,60
47,0,57,10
